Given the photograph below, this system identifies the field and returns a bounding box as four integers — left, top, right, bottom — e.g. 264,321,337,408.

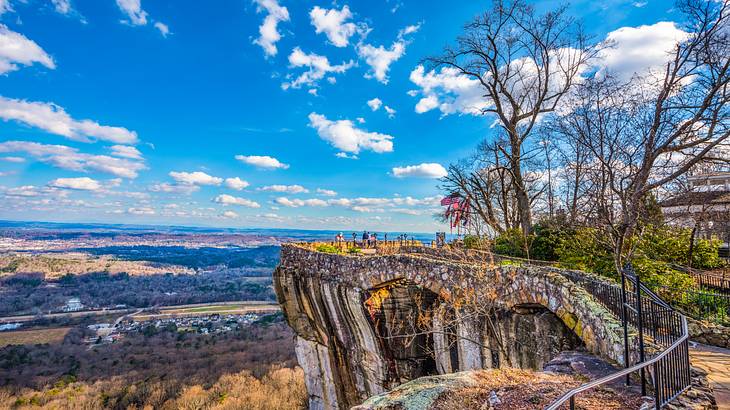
0,327,70,347
131,302,280,320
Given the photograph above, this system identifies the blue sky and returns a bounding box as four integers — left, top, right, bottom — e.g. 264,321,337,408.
0,0,684,232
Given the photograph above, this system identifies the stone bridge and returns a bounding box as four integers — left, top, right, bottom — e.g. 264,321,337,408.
274,244,628,409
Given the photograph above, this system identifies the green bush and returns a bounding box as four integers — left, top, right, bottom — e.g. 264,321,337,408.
493,228,528,258
638,225,723,269
315,244,341,254
554,227,616,278
463,235,489,250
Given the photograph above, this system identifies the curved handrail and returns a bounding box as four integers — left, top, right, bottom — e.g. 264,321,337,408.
545,315,689,410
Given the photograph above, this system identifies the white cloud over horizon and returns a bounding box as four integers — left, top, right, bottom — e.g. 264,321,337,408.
259,184,309,194
49,176,102,191
0,140,146,178
213,194,261,208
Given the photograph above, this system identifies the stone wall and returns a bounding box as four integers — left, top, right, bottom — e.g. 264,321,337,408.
688,318,730,349
275,244,628,409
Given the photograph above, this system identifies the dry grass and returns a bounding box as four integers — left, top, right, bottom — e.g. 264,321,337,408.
433,368,646,410
0,327,71,347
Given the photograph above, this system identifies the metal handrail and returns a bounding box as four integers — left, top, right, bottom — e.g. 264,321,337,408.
545,315,690,410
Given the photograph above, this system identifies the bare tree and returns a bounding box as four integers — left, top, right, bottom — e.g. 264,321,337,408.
549,0,730,273
428,0,597,236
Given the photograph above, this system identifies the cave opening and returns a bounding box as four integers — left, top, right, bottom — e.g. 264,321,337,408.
364,279,440,386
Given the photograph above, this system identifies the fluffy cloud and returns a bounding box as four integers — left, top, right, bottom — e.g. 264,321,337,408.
4,185,42,197
253,0,289,57
49,177,101,191
0,156,24,162
259,184,309,194
235,155,289,170
367,98,382,111
308,112,393,155
409,22,689,117
169,171,223,186
596,22,688,80
282,47,354,89
357,24,419,84
409,65,487,115
316,188,337,196
309,5,362,47
274,197,328,207
116,0,148,25
220,210,239,219
224,177,250,191
0,25,56,75
0,96,138,144
110,145,142,159
392,163,447,179
213,194,261,208
154,22,171,37
0,140,146,178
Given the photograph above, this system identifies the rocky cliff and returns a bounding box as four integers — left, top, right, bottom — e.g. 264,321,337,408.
274,244,626,409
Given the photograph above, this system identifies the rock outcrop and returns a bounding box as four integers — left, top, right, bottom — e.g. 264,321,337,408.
274,244,627,409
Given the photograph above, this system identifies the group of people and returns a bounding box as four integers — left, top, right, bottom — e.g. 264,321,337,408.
334,231,389,248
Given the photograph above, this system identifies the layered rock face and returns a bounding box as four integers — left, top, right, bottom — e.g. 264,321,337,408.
274,245,626,409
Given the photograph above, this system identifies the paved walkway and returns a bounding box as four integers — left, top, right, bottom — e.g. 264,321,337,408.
690,343,730,409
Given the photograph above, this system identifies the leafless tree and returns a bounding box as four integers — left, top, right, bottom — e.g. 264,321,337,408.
428,0,597,236
549,0,730,273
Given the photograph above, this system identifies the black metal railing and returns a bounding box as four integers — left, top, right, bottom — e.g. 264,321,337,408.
546,266,691,410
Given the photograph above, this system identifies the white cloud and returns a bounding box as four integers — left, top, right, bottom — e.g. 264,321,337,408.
128,206,155,215
357,24,419,84
596,22,688,81
235,155,289,169
367,98,382,111
224,177,250,190
154,22,171,38
0,140,145,178
0,25,56,75
221,210,239,219
409,65,487,115
309,5,362,47
49,177,101,191
274,197,328,207
384,106,396,118
282,47,354,89
258,184,309,194
149,182,199,195
213,194,261,208
356,117,365,124
169,171,223,186
316,188,337,196
392,163,447,179
0,96,138,144
0,1,12,15
308,112,393,155
0,156,24,162
253,0,290,57
4,185,41,197
110,145,142,159
116,0,148,25
51,0,72,14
